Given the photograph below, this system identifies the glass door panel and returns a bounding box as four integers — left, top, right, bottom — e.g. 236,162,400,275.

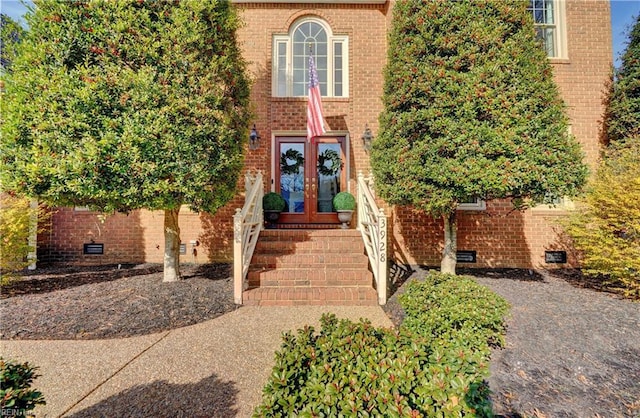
279,142,305,214
275,136,346,224
316,143,343,213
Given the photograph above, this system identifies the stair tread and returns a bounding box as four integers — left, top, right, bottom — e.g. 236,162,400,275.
243,228,378,306
242,286,379,306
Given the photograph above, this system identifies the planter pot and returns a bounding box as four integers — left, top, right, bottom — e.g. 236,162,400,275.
336,210,353,229
264,210,281,229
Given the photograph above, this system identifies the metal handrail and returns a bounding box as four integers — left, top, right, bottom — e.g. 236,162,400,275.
233,171,264,304
357,171,388,305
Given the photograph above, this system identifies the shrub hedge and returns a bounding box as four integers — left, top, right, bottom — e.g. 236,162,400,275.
0,358,46,415
399,273,509,351
254,272,509,417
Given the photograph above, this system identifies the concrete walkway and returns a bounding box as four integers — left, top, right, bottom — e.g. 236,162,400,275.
1,306,393,418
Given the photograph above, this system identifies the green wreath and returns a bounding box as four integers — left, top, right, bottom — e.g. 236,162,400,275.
280,149,305,175
317,149,342,177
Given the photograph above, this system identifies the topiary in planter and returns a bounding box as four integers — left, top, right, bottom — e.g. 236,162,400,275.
263,192,286,212
332,191,355,211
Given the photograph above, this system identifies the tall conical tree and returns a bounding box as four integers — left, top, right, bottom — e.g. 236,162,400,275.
1,0,251,281
607,14,640,145
371,0,588,273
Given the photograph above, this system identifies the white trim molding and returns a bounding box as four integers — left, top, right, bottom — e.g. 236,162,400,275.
457,198,487,211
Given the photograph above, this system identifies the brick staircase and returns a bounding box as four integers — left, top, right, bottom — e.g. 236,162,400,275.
243,229,378,306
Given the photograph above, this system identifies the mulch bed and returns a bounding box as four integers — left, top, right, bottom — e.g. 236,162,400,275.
0,263,237,340
2,263,638,417
383,266,640,418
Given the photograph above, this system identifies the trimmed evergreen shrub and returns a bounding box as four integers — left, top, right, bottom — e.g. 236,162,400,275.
399,272,510,351
0,358,46,415
371,0,587,273
332,192,356,211
1,1,252,281
254,273,509,417
263,192,286,212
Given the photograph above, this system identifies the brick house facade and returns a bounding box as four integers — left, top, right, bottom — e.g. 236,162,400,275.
37,0,612,270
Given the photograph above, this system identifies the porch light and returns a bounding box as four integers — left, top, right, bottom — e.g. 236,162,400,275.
362,123,373,153
249,124,260,150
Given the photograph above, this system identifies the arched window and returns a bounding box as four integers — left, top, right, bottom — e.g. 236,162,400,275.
273,18,348,97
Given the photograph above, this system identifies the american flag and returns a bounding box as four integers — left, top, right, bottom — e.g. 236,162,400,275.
307,54,326,142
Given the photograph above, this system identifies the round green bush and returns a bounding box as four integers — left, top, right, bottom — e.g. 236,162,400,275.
263,192,286,212
332,192,355,211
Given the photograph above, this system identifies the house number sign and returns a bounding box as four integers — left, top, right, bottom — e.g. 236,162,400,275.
379,216,387,263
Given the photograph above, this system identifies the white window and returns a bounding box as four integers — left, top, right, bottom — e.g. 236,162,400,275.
528,0,567,58
273,18,348,97
457,197,486,211
532,196,575,211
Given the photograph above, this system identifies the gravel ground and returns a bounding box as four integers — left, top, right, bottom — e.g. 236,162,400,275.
383,265,640,418
1,263,237,340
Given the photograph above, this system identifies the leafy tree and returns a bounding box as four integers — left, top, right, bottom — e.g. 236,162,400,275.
564,141,640,298
0,194,49,281
371,0,587,273
565,17,640,298
1,0,251,281
1,13,44,279
606,14,640,145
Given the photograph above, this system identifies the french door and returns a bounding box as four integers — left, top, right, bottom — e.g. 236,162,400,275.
275,136,347,224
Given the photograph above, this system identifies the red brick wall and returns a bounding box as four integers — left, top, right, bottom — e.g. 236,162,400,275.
38,207,237,264
237,2,388,183
191,2,390,262
38,208,145,264
39,0,611,270
555,0,612,169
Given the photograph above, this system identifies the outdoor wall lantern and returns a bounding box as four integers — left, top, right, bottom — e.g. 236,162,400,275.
249,124,260,150
362,123,373,153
